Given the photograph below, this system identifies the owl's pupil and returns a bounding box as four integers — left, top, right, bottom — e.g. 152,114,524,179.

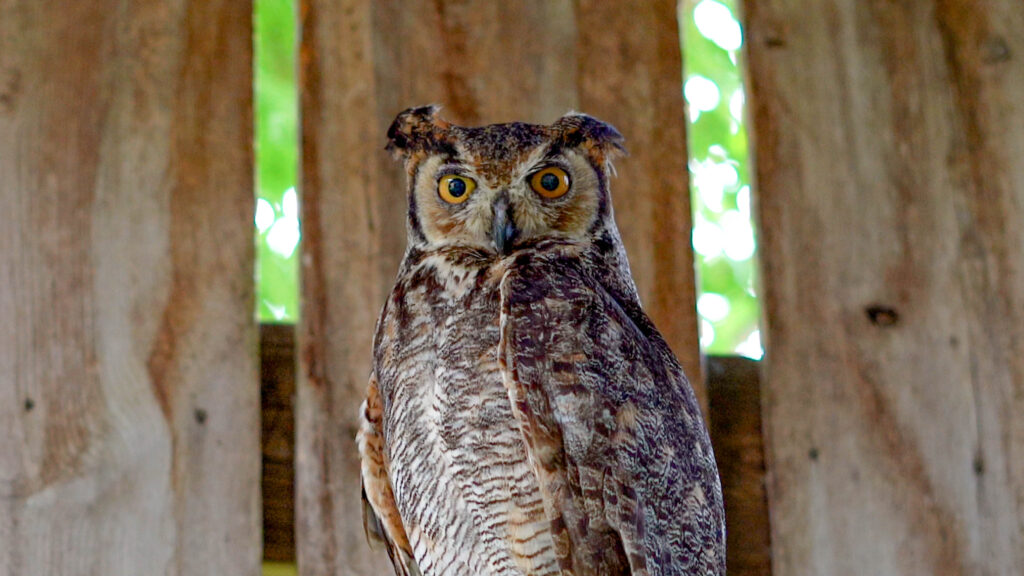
448,178,467,197
540,173,560,191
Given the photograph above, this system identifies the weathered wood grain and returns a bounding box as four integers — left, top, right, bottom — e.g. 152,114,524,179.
0,1,259,574
707,356,772,576
297,1,699,572
746,0,1024,574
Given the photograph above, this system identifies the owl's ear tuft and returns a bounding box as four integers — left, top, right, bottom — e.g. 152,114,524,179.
386,105,455,159
553,112,627,161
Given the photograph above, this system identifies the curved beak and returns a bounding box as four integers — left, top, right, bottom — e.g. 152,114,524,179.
491,196,518,255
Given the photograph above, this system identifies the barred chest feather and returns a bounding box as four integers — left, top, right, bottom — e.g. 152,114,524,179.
373,250,562,576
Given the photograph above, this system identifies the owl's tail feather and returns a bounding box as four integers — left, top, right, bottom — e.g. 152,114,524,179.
361,483,387,544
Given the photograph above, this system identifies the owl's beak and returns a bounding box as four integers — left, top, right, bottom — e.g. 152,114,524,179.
491,197,518,255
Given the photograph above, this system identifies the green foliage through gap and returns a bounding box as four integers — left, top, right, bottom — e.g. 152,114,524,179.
681,0,762,358
255,0,299,323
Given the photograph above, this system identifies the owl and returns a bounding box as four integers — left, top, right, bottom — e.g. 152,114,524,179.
358,106,725,576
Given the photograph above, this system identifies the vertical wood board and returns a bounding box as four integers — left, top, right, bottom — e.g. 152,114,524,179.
0,1,260,574
746,0,1024,573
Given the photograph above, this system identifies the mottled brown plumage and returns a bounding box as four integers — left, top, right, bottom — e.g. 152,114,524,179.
358,106,725,575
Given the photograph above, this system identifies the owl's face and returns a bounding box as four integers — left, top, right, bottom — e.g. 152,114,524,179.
387,106,625,255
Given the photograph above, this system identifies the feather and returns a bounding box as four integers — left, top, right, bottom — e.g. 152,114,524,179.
358,375,418,576
498,246,726,575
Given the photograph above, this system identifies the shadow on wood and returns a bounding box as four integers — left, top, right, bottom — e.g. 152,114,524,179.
262,324,298,562
707,356,772,576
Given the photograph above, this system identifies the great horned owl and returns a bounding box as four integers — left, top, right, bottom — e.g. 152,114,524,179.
358,106,725,576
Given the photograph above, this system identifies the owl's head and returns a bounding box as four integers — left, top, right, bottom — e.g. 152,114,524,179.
387,105,626,256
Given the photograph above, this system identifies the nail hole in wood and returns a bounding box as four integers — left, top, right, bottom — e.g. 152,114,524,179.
865,305,899,327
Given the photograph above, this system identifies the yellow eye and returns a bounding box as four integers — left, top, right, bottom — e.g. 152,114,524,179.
529,167,571,199
438,174,476,204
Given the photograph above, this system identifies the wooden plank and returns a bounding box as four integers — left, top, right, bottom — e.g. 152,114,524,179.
745,0,1024,574
0,1,260,574
297,1,698,572
706,356,772,576
576,0,702,392
262,324,297,562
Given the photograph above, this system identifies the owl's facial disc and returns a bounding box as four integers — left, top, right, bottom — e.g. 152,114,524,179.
408,148,609,255
389,108,626,255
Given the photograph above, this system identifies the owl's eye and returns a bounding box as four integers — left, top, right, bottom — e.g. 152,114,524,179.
529,167,571,199
438,174,476,204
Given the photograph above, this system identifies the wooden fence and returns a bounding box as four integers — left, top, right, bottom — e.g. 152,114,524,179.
2,0,1022,575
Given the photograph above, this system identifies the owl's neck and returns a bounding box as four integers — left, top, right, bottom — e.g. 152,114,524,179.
587,222,641,302
400,220,638,306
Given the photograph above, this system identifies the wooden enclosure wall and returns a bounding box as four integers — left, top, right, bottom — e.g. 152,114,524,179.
296,0,700,572
0,1,260,575
746,0,1024,574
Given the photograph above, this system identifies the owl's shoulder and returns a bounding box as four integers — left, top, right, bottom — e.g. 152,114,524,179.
498,243,725,573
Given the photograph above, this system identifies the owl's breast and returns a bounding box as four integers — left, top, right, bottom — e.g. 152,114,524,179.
374,257,560,576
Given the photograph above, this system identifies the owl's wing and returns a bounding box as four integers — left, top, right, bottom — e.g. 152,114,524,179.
357,374,420,576
497,251,726,576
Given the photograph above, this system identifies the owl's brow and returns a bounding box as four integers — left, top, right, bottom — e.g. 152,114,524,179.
536,145,571,166
435,162,471,177
535,150,571,169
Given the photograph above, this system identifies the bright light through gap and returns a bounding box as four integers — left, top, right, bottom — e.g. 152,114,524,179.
680,0,763,359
